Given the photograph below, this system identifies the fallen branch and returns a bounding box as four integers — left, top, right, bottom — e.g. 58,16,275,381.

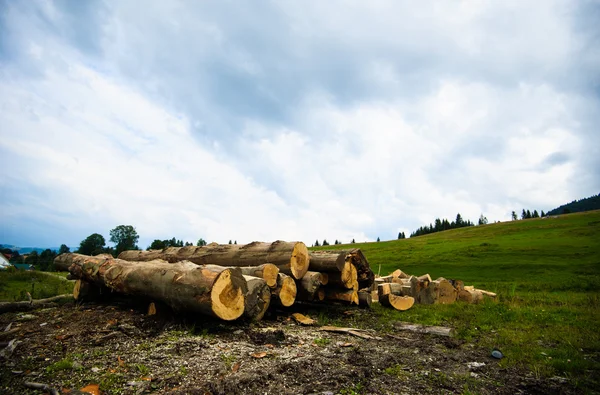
0,338,21,359
393,322,455,337
24,382,59,395
320,325,382,340
0,294,74,314
0,328,20,340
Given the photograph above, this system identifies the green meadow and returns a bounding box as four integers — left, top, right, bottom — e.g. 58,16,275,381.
313,210,600,388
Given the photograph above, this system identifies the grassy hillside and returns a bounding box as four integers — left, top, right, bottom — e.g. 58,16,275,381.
313,210,600,388
0,271,74,301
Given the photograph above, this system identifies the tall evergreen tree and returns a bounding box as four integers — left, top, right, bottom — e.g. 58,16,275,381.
512,211,518,221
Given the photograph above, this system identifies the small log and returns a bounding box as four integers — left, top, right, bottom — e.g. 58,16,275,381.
417,274,432,283
327,262,357,289
65,253,247,321
243,276,271,321
272,273,296,307
380,294,414,311
324,287,359,305
358,291,372,307
391,269,409,279
0,294,74,314
377,275,393,283
295,271,323,301
378,283,392,298
316,287,325,301
308,249,374,289
457,289,483,304
477,289,497,298
73,279,107,301
116,240,310,280
320,326,381,340
319,273,329,286
394,322,455,337
238,264,279,288
433,279,458,304
292,313,315,325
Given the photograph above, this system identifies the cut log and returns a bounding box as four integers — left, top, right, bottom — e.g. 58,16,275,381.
358,291,372,307
377,275,393,283
308,249,373,289
378,283,392,298
73,279,109,301
324,287,359,305
379,294,414,311
417,274,432,283
319,273,329,286
316,287,326,301
242,275,271,321
327,262,357,289
0,294,74,314
295,271,323,301
65,253,247,321
457,289,484,304
391,269,409,279
448,279,464,291
433,279,458,304
238,264,279,288
477,289,497,298
272,273,297,307
116,241,310,280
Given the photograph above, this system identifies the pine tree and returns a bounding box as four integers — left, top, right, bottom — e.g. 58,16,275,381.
526,209,532,219
522,209,527,220
377,237,380,242
315,240,320,247
533,210,539,218
512,211,518,221
322,239,329,246
351,239,355,244
541,210,545,217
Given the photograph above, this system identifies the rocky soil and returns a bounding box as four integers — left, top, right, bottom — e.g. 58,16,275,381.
0,300,576,394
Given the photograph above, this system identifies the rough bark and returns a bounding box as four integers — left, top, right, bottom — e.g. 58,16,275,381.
117,241,309,280
295,271,323,301
242,276,271,321
272,273,296,307
65,253,247,321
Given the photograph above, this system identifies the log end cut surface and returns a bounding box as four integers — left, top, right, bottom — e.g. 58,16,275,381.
210,269,246,321
290,242,310,280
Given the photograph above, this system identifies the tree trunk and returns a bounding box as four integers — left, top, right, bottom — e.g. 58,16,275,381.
66,253,247,321
272,273,296,307
242,276,271,321
117,241,310,280
295,271,323,301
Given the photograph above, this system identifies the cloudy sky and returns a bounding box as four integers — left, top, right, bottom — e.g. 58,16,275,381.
1,0,599,249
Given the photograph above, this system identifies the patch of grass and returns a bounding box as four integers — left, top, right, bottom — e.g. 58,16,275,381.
46,358,74,373
99,372,126,393
313,337,331,347
135,363,150,376
220,353,236,370
383,364,409,378
0,271,74,301
339,381,365,395
312,210,600,389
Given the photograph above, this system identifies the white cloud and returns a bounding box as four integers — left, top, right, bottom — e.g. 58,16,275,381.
0,0,598,248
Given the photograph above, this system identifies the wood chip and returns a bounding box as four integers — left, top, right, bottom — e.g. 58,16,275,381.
251,352,267,359
291,313,315,325
231,362,241,372
319,326,382,340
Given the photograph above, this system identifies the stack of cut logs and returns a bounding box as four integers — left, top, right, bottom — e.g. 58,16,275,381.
53,242,376,322
373,269,497,311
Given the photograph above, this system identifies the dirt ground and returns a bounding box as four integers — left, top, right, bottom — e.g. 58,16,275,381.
0,300,576,395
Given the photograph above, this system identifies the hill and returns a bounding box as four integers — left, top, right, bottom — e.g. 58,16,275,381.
313,210,600,387
546,193,600,216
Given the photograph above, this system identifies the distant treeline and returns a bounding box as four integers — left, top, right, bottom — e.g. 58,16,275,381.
546,193,600,216
410,213,475,238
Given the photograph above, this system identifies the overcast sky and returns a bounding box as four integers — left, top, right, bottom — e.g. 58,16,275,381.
1,0,599,249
